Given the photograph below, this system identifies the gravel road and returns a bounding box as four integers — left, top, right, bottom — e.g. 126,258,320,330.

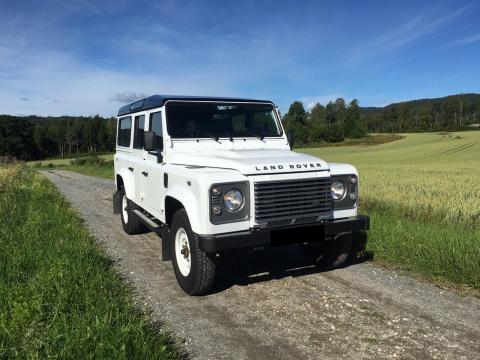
42,170,480,360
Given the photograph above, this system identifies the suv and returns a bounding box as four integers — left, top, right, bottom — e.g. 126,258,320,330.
113,95,369,295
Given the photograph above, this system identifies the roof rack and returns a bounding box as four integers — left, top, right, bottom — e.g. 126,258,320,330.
117,95,273,116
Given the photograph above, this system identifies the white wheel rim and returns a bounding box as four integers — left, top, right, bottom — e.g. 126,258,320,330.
122,195,129,223
175,227,191,276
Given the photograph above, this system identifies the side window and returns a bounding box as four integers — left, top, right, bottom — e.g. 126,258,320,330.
149,111,163,150
134,115,145,149
117,116,132,147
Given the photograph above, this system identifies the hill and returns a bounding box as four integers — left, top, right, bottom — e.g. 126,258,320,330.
362,93,480,133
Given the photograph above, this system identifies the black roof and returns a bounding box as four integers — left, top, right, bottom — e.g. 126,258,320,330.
117,95,273,116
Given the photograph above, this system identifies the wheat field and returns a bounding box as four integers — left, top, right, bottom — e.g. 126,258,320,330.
302,132,480,229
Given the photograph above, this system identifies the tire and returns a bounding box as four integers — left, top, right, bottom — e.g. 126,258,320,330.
120,189,147,235
170,209,216,295
303,232,353,269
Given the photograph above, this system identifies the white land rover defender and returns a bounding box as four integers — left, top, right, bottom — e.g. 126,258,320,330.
113,95,369,295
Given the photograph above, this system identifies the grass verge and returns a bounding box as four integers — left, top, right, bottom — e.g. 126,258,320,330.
0,165,181,359
61,164,113,179
32,155,114,179
356,208,480,295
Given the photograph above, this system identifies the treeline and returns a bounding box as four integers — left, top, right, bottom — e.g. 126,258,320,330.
282,93,480,146
282,98,367,145
363,93,480,133
0,115,116,160
1,93,479,160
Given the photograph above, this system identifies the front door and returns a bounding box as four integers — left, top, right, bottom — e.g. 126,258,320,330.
141,110,166,222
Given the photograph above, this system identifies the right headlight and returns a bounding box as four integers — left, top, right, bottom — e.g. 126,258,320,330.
331,181,346,200
223,189,243,211
210,182,250,224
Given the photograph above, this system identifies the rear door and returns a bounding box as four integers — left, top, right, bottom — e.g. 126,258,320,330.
115,115,133,190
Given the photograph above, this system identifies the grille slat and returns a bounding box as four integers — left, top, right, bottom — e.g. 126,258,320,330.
254,190,330,200
254,178,332,223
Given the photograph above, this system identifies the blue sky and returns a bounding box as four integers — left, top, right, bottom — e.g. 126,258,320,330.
0,0,479,116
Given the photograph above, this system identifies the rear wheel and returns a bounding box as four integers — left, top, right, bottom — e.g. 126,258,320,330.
120,189,147,235
303,232,353,269
170,209,216,295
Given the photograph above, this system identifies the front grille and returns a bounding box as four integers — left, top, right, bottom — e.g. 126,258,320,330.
254,178,332,224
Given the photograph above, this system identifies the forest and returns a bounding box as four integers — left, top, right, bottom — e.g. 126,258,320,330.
1,93,479,160
283,93,480,146
0,115,116,160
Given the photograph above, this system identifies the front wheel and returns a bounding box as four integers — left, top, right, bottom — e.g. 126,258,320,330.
170,209,216,295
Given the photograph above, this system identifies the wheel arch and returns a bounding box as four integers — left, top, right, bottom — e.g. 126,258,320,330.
165,186,202,233
115,168,135,199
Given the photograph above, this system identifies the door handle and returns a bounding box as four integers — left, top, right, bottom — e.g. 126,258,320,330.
128,167,134,172
142,171,148,177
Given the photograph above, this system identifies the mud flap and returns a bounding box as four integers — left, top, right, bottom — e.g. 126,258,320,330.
160,226,172,261
113,191,122,214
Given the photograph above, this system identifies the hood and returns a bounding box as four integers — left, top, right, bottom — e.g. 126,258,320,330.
170,149,329,175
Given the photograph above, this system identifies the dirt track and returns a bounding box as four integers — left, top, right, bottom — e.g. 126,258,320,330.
42,170,480,360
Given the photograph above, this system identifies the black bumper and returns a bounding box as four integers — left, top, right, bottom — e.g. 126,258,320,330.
198,215,370,253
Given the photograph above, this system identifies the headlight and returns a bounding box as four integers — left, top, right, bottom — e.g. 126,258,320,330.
223,189,243,211
331,181,346,200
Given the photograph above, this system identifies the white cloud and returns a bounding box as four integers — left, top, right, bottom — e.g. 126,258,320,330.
110,91,148,103
452,33,480,46
299,94,344,110
348,6,469,63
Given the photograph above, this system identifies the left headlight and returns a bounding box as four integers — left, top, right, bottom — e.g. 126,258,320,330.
331,181,346,200
223,189,243,211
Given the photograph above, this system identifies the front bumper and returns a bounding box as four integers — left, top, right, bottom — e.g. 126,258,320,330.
198,215,370,253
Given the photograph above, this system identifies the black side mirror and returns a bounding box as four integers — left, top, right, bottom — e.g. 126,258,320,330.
144,131,156,151
287,130,295,149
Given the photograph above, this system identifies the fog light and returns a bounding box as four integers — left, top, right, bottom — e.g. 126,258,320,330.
212,187,221,196
350,176,357,184
349,193,356,200
212,206,221,215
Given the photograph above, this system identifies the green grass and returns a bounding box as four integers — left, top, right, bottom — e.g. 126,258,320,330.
0,165,181,359
299,133,405,148
31,154,114,179
60,164,113,179
27,153,114,166
301,131,480,292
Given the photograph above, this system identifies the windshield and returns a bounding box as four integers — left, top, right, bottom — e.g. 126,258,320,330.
166,102,283,139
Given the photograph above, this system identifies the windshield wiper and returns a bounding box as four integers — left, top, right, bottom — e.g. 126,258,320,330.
247,131,265,141
199,131,220,142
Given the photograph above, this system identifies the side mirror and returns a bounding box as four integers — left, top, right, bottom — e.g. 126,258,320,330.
144,131,156,151
287,130,295,148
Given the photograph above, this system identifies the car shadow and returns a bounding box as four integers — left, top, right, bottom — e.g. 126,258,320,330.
211,231,371,294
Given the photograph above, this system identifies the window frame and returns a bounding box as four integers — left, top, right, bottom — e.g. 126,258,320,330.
149,111,164,151
164,100,284,140
117,116,132,148
133,114,146,150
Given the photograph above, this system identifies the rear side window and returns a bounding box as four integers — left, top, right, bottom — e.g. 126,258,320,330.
134,115,145,149
117,116,132,147
149,111,163,150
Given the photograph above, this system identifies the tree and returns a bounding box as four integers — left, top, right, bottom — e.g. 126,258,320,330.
310,103,325,124
285,101,307,125
344,99,366,138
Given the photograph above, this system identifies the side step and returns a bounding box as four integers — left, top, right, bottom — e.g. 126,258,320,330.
132,209,162,232
132,209,172,261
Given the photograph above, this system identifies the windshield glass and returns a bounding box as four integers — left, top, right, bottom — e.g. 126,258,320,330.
166,102,283,139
